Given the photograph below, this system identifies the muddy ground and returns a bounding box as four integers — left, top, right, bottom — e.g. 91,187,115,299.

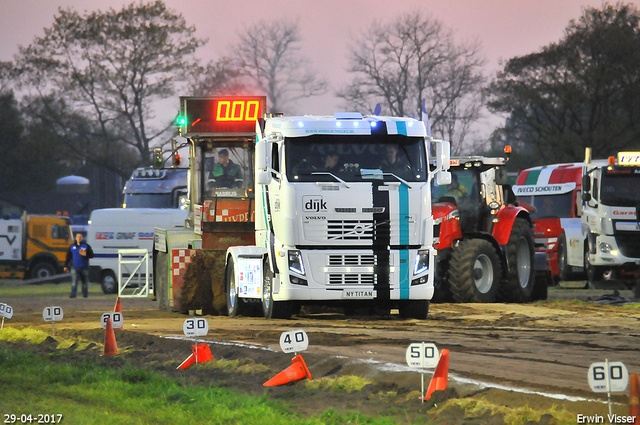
1,281,639,424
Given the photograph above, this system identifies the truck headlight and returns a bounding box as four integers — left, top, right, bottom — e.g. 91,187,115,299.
599,243,615,254
288,250,306,275
414,250,430,275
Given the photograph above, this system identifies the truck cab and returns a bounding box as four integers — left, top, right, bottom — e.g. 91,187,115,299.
581,152,640,287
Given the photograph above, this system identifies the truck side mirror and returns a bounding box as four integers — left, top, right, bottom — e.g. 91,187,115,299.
495,167,509,185
256,169,272,185
582,174,590,192
255,140,269,171
436,171,451,185
581,192,591,202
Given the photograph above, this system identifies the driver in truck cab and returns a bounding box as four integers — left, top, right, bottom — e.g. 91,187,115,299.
209,149,243,188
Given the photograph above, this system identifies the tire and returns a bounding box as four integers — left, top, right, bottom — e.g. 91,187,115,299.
262,258,293,319
431,257,453,303
101,270,118,294
29,261,57,279
225,259,240,317
531,273,550,301
398,300,429,319
449,239,502,303
584,243,605,289
499,218,535,303
557,233,571,282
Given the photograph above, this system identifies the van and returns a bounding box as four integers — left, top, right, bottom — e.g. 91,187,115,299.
87,208,187,293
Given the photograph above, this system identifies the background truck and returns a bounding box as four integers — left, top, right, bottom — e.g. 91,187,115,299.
513,162,593,284
430,149,543,303
87,207,187,293
578,150,640,288
87,157,188,294
0,212,73,280
153,96,451,319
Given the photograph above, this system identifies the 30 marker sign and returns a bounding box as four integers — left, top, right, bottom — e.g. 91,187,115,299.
43,306,64,322
588,361,629,393
183,318,209,337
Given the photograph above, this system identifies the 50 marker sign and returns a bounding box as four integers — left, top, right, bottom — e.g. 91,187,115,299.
406,343,439,369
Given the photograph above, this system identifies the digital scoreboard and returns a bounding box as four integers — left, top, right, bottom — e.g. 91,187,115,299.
178,96,267,136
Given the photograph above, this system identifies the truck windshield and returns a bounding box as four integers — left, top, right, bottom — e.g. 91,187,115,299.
600,170,640,207
203,145,252,194
123,193,174,208
516,193,573,219
285,135,427,183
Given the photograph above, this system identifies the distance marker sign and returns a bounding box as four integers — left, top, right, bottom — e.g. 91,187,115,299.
43,306,63,322
0,303,13,319
279,329,309,354
588,361,629,393
183,318,209,337
406,343,439,369
101,312,123,330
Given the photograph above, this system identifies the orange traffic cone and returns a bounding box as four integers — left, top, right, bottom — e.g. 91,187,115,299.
177,343,214,370
630,373,639,424
263,354,312,386
113,297,122,314
422,349,449,400
102,317,118,356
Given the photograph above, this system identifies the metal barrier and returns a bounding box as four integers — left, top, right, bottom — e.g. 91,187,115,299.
117,249,150,297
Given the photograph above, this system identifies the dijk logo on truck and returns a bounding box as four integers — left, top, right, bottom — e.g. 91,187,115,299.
303,196,327,212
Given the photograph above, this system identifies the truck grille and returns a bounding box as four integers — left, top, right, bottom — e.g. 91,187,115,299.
328,254,376,266
615,232,640,258
328,274,376,285
327,220,374,241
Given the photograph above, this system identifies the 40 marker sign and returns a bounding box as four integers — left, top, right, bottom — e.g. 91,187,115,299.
279,329,309,354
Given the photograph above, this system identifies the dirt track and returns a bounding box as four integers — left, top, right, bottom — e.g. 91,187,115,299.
2,282,640,422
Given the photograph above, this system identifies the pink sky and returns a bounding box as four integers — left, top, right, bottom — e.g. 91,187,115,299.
1,0,597,131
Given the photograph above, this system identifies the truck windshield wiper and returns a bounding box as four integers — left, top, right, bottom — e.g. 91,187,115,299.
360,169,412,188
310,172,350,188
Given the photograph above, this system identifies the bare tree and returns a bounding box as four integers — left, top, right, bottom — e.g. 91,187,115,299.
339,11,486,154
12,1,205,176
184,57,247,97
232,19,327,113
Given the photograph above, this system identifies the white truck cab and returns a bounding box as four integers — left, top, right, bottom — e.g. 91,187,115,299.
581,151,640,287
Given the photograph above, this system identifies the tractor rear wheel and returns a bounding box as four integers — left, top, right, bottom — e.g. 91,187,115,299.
449,239,501,303
499,218,535,302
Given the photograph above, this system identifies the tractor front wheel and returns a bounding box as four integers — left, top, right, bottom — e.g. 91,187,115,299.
449,239,502,303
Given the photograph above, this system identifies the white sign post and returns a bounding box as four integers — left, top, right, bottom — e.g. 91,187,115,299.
0,303,13,329
406,342,440,403
183,318,209,364
588,360,629,415
42,306,64,337
279,329,309,355
101,312,124,330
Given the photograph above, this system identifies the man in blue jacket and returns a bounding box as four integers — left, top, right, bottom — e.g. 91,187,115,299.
64,233,94,298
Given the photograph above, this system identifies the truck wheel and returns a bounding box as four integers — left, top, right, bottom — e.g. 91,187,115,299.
225,259,240,317
531,273,550,301
261,262,293,319
398,300,429,319
29,261,57,279
449,239,501,303
585,247,605,289
557,233,572,282
101,271,118,294
499,218,535,303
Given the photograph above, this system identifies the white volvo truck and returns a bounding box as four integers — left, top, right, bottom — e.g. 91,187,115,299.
225,111,451,319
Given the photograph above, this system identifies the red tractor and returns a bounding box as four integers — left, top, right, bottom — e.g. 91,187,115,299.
431,150,546,303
